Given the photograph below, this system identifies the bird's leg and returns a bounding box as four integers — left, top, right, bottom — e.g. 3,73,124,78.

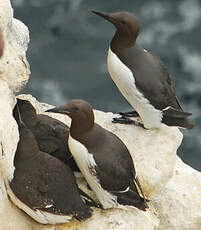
112,116,146,129
119,110,139,118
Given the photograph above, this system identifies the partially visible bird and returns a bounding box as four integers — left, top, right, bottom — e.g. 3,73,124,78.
6,105,94,224
92,10,193,130
13,98,79,171
46,99,148,211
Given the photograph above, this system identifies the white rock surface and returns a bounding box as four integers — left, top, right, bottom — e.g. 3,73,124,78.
152,157,201,230
0,0,30,93
0,80,18,181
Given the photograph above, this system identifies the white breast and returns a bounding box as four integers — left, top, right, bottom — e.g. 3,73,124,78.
107,47,162,129
68,135,117,209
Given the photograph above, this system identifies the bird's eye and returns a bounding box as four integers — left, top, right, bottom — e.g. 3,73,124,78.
120,20,125,24
73,107,79,111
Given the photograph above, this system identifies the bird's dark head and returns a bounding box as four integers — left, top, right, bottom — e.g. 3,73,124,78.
13,99,37,127
92,10,139,47
46,99,95,136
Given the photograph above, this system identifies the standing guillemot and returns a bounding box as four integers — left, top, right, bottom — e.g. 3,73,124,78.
6,105,93,224
92,11,193,130
46,99,148,211
13,98,79,172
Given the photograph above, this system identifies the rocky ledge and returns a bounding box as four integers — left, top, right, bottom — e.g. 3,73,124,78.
0,0,201,229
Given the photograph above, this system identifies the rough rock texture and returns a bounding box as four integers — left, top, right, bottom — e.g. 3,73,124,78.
0,0,30,93
0,0,201,229
0,80,18,182
152,157,201,230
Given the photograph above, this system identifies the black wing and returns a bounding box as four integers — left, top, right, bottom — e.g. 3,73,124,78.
116,44,182,111
86,124,135,192
10,152,91,218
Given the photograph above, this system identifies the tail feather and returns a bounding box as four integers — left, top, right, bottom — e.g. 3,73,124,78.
112,180,148,211
162,116,194,129
162,106,193,129
113,189,148,211
163,106,192,118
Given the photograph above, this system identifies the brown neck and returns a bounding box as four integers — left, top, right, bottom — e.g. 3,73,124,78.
13,104,37,128
70,112,94,140
111,32,136,52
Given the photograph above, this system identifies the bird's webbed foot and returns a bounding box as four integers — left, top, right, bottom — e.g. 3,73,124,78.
118,110,139,118
112,116,146,129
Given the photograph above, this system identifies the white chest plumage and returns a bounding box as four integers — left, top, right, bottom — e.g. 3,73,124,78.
107,47,162,129
68,135,117,209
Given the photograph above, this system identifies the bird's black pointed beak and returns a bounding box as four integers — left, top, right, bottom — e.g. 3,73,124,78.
45,107,71,115
91,10,116,24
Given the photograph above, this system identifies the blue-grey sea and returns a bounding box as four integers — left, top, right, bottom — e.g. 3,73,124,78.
13,0,201,171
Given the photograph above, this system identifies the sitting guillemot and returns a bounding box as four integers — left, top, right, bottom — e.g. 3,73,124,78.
92,11,193,130
46,99,148,211
13,98,79,172
6,105,93,224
